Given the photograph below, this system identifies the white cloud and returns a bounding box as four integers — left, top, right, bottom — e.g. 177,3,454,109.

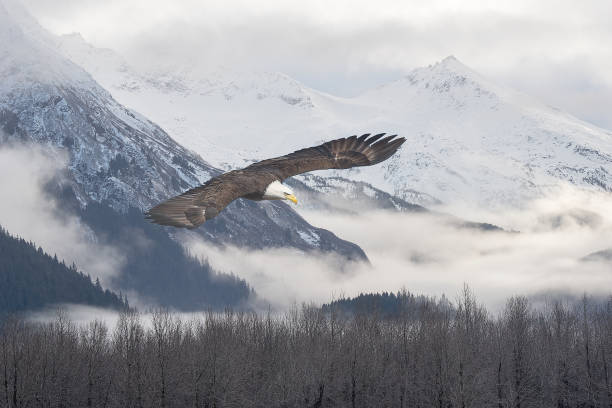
181,186,612,312
26,305,210,328
0,143,124,285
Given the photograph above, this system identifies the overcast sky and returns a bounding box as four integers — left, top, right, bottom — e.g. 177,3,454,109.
21,0,612,129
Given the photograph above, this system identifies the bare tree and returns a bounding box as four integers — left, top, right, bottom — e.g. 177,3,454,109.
2,290,612,407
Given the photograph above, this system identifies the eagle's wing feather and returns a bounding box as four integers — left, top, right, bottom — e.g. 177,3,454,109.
244,133,406,180
145,170,269,229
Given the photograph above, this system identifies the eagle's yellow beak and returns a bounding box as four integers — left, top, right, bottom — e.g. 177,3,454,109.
286,194,298,204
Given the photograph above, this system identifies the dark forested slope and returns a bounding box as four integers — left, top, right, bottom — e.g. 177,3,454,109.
0,226,127,313
77,200,254,310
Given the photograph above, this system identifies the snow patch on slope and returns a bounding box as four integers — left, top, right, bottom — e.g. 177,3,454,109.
297,229,320,246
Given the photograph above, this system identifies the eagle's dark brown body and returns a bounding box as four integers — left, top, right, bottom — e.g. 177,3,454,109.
145,133,405,228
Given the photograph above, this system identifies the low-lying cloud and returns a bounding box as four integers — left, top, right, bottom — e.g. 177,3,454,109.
181,186,612,312
27,304,209,329
2,139,609,313
0,143,124,285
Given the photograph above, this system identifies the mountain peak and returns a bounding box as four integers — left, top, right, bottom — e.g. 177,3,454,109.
0,0,98,90
62,32,86,41
0,0,52,45
440,55,459,65
364,55,496,102
437,55,468,69
428,55,477,78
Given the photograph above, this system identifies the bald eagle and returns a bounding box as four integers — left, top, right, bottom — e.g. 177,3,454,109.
145,133,405,229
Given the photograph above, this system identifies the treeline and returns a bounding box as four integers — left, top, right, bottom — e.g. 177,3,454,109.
322,290,448,319
1,289,612,407
0,226,127,313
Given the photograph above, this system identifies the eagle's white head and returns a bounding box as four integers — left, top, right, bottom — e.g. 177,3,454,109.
263,180,298,204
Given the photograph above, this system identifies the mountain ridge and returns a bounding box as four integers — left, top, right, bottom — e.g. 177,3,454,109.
55,32,612,218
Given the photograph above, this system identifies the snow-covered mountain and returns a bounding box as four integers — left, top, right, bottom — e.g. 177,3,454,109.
0,1,364,253
57,34,612,217
0,1,367,308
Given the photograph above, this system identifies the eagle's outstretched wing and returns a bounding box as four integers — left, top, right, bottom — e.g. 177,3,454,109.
145,170,272,229
145,133,405,229
244,133,405,180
